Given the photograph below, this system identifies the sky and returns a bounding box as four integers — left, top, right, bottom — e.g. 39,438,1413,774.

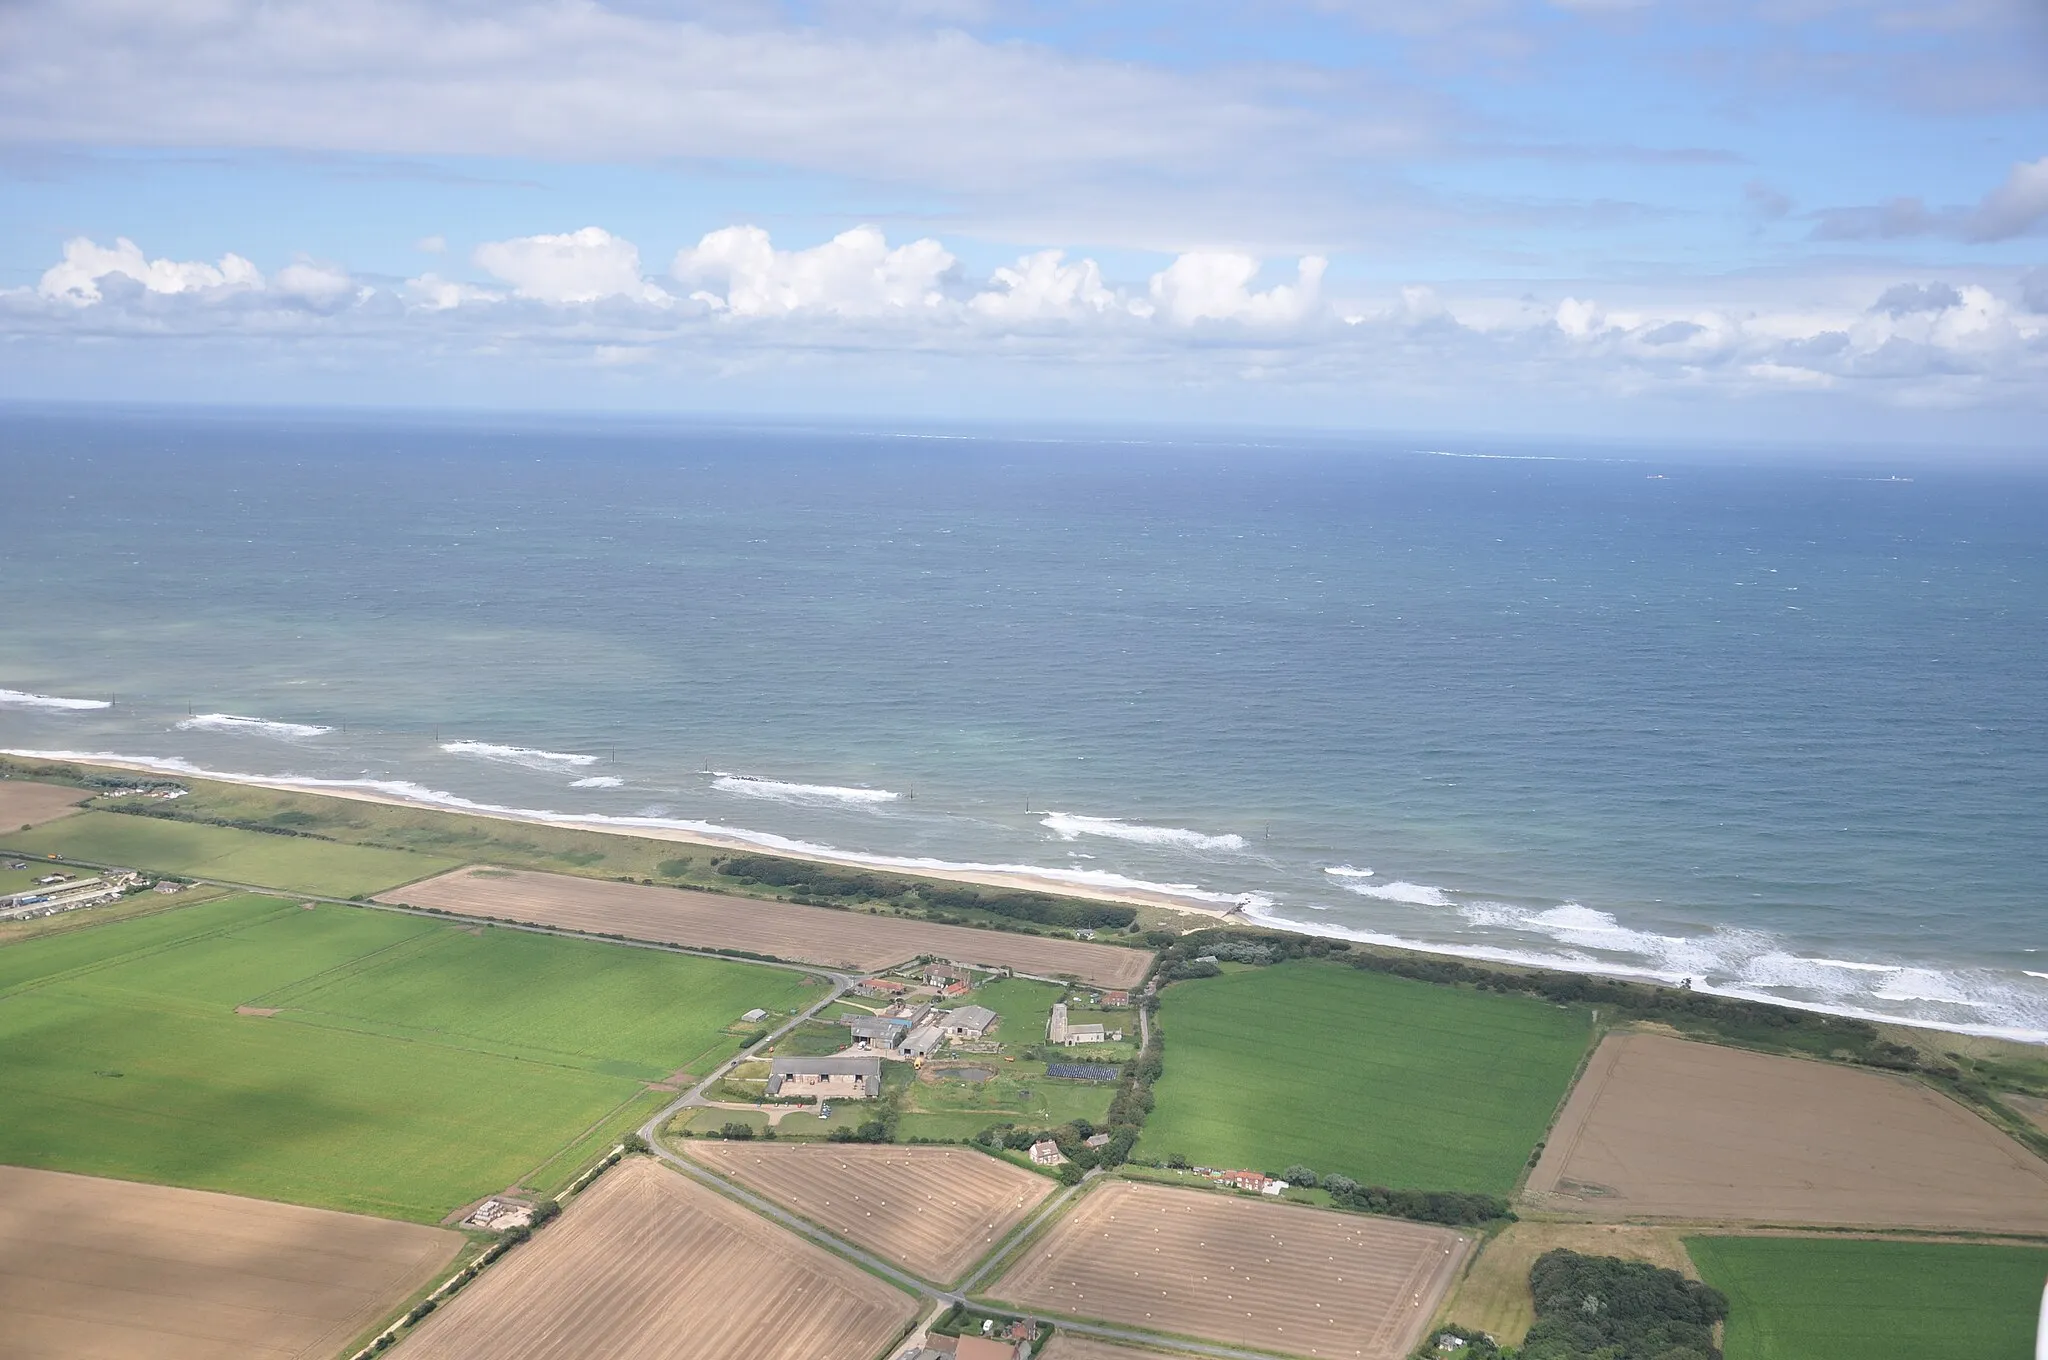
2,0,2045,447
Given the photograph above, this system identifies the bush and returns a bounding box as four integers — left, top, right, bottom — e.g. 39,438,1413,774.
530,1199,561,1227
718,1121,757,1140
1323,1173,1357,1197
621,1133,650,1154
1282,1164,1319,1188
714,853,1136,930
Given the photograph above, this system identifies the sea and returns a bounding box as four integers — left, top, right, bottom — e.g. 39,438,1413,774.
3,408,2044,1040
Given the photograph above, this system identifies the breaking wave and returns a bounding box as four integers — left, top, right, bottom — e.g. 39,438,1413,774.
441,740,598,770
1341,879,1453,907
569,775,624,789
710,774,901,806
1323,865,1374,878
177,713,332,739
0,689,112,711
1041,812,1247,852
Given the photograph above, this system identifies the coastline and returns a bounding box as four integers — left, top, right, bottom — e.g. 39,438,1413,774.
0,749,1240,923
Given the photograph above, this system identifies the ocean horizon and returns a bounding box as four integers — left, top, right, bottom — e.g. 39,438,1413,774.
3,408,2044,1040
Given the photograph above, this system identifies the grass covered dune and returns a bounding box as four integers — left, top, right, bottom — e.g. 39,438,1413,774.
0,892,821,1220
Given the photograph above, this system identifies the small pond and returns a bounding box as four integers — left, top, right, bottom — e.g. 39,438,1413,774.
936,1066,997,1083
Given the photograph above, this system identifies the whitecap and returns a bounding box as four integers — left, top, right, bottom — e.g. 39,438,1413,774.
177,713,332,739
0,689,111,711
1343,879,1453,907
1041,812,1247,852
710,774,901,806
1323,865,1374,878
569,776,624,789
441,740,598,770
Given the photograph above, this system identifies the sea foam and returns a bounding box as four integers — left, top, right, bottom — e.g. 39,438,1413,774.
711,774,901,806
177,713,332,739
1323,865,1375,878
0,689,112,711
1041,812,1247,852
441,740,598,770
569,775,624,789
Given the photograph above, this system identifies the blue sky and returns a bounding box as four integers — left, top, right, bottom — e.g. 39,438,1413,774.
1,1,2044,446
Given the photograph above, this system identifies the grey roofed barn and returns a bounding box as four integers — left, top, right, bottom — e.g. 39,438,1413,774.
941,1004,997,1036
766,1054,882,1097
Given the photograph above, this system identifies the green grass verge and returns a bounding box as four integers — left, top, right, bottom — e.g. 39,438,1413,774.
0,893,822,1221
1136,961,1590,1195
1688,1236,2048,1360
3,810,460,897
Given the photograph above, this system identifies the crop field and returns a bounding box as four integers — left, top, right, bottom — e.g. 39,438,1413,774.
386,866,1153,986
1688,1236,2048,1360
0,1164,461,1360
0,892,821,1221
1137,964,1590,1196
1442,1222,1696,1345
395,1157,919,1360
3,809,461,897
685,1142,1055,1284
1525,1032,2048,1231
1040,1338,1182,1360
0,779,86,830
987,1180,1471,1360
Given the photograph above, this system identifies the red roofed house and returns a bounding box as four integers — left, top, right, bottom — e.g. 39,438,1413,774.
1217,1169,1272,1192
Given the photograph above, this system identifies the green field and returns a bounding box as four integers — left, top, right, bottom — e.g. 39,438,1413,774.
1136,962,1590,1195
3,810,460,897
1688,1236,2048,1360
0,893,822,1220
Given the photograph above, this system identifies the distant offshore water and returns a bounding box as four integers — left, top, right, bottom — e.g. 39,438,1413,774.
2,410,2044,1039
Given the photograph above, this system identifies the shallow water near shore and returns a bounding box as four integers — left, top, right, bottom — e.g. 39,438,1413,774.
3,409,2044,1038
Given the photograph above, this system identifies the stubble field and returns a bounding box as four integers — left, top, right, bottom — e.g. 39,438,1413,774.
1525,1032,2048,1231
394,1157,919,1360
1441,1222,1697,1345
684,1142,1054,1284
987,1180,1471,1360
0,779,86,830
1039,1338,1181,1360
0,1164,461,1360
386,866,1153,986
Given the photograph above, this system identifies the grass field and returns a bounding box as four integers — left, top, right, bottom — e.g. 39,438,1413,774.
1137,962,1591,1195
1687,1236,2048,1360
2,810,461,897
0,893,822,1221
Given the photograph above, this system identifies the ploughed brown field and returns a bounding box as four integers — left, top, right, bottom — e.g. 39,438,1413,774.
0,780,87,831
988,1180,1470,1360
685,1142,1053,1284
393,1157,917,1360
0,1165,461,1360
384,866,1153,986
1525,1031,2048,1231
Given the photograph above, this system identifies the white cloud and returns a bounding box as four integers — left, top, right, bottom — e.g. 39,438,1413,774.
970,250,1129,320
38,236,262,304
404,272,500,311
1814,155,2048,243
675,226,954,316
272,259,358,309
1147,253,1327,325
473,227,667,304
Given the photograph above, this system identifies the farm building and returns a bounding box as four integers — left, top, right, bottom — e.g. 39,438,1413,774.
767,1055,882,1101
940,1005,998,1038
1047,1003,1121,1045
1029,1140,1066,1167
740,1008,769,1023
902,1024,946,1058
856,978,911,999
1215,1170,1277,1193
941,980,972,999
848,1015,911,1049
921,963,963,986
1098,990,1132,1007
1084,1132,1112,1149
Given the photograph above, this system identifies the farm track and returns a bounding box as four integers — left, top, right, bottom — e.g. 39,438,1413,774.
1524,1032,2048,1232
684,1142,1055,1285
989,1180,1470,1360
384,866,1153,986
392,1158,917,1360
0,1165,460,1360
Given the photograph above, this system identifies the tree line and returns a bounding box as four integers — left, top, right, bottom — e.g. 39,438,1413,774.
712,853,1138,930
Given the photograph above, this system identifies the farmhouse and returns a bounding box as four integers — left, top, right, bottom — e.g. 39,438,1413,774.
857,978,911,999
1216,1169,1274,1192
940,1005,998,1038
1029,1139,1066,1167
767,1055,882,1101
1098,990,1132,1008
1047,1003,1121,1046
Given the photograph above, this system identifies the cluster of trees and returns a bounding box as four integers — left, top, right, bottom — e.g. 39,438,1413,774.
1155,929,1354,982
1276,1165,1511,1225
712,853,1136,930
828,1117,893,1143
975,1117,1137,1183
1519,1250,1727,1360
